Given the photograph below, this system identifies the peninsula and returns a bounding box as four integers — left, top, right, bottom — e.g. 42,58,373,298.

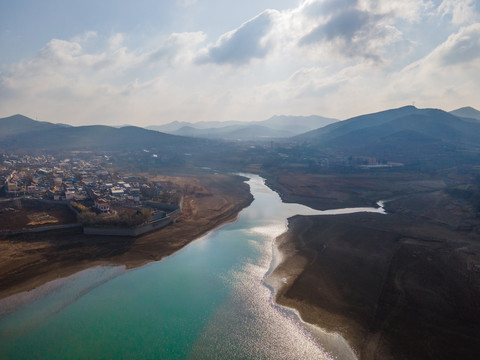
0,168,253,301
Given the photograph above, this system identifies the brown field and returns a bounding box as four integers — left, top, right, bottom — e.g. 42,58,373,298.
0,199,76,231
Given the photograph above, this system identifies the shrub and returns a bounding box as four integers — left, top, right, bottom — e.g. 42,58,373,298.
71,201,88,213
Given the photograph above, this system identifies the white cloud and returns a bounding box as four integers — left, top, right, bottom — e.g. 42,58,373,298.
108,33,125,51
150,31,206,66
437,0,478,24
196,10,275,66
72,31,98,43
221,18,480,120
383,24,480,110
358,0,434,22
434,23,480,65
404,23,480,70
295,1,408,62
0,29,247,125
0,34,153,124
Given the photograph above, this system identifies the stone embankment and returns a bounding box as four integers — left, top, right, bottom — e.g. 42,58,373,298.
1,197,180,238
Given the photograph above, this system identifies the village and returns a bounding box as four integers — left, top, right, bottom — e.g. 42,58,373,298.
0,153,182,235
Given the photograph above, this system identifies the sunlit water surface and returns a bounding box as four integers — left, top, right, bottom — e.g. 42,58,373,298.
0,175,384,359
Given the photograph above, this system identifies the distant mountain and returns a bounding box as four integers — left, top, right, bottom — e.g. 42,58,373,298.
0,115,208,153
293,106,480,165
257,115,337,134
215,124,291,140
0,114,62,137
172,124,291,140
147,115,338,140
296,106,420,142
173,124,244,138
147,121,192,133
450,107,480,121
146,120,243,133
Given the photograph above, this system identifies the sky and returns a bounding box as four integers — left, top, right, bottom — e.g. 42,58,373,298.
0,0,479,126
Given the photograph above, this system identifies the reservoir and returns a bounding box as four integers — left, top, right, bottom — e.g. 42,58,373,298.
0,175,384,359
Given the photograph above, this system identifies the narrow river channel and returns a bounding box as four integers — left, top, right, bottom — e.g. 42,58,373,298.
0,175,385,359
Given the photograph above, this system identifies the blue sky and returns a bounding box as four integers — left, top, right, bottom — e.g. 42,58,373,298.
1,0,479,126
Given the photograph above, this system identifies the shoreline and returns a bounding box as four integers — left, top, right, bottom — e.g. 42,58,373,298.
265,222,359,360
269,206,480,360
261,176,390,360
267,214,389,359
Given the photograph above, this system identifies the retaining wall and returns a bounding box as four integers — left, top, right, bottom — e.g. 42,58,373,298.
83,217,172,237
0,198,178,238
0,223,82,236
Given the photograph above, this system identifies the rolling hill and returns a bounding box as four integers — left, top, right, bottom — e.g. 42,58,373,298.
293,106,480,165
0,115,208,153
0,114,64,137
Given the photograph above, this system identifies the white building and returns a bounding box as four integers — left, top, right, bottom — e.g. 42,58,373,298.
95,199,110,213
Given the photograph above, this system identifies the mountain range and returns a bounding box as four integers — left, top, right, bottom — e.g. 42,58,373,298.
146,115,338,140
0,114,206,153
1,106,480,167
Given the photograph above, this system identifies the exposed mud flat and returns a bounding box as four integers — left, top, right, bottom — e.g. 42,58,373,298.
269,171,480,360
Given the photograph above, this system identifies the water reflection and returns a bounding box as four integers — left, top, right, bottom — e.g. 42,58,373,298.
0,174,383,360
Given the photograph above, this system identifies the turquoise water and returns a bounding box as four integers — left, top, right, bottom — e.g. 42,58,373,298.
0,175,384,359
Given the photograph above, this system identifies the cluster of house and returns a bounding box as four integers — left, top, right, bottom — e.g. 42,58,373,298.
1,153,165,213
2,155,56,196
89,181,143,213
